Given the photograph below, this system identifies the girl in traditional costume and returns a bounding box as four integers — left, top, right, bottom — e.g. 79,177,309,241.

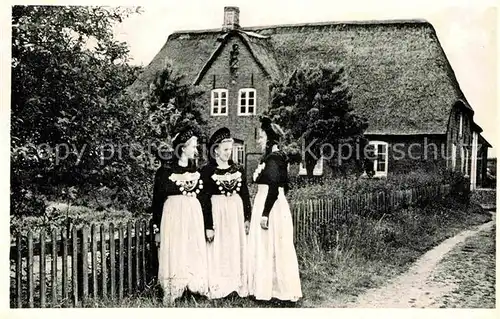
200,127,252,299
150,124,211,304
247,117,302,302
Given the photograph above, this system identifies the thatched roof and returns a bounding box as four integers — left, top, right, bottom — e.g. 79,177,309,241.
130,19,473,135
479,134,492,148
471,121,492,149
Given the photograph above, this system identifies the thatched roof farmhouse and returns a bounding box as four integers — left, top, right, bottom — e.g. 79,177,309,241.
131,7,491,188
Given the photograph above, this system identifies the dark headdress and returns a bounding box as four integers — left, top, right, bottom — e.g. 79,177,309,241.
171,122,202,158
207,127,233,162
260,116,285,144
260,116,286,158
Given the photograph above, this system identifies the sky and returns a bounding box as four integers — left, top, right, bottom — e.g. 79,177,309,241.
109,0,498,158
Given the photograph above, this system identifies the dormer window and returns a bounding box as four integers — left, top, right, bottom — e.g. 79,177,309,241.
211,89,228,116
238,88,256,116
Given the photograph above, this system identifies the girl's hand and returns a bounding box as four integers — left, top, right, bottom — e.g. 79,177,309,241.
260,216,269,230
244,221,250,234
154,233,161,247
206,229,215,242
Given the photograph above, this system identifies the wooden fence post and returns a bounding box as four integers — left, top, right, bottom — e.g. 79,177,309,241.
292,201,297,244
81,226,89,304
40,229,46,308
127,222,133,295
135,220,140,292
118,223,124,300
16,234,22,308
298,201,303,244
109,223,116,300
91,224,98,299
27,230,34,308
72,226,78,307
141,220,147,289
51,229,57,306
100,224,107,299
308,199,313,243
61,229,69,304
148,220,158,284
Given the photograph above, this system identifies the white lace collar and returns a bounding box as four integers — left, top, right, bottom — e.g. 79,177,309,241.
212,171,243,197
168,171,203,197
211,170,242,182
168,171,200,182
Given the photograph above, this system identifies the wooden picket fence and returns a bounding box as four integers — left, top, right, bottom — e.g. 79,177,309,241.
10,220,157,308
10,184,450,308
289,184,451,243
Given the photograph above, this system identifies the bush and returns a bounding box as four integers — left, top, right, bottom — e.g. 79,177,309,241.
10,189,47,221
286,167,472,204
287,168,447,202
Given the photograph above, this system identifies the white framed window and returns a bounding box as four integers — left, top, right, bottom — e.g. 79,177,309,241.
232,143,244,165
370,141,388,177
452,143,457,169
458,113,463,137
238,88,256,116
211,89,228,116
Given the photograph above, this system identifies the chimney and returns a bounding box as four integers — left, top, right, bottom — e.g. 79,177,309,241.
223,6,240,31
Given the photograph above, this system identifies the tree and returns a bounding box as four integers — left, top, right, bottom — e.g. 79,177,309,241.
268,61,369,177
101,63,208,212
11,6,208,217
147,63,208,160
11,5,145,216
12,6,140,146
147,63,207,137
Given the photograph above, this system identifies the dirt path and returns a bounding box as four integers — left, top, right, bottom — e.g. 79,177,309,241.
339,213,496,308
